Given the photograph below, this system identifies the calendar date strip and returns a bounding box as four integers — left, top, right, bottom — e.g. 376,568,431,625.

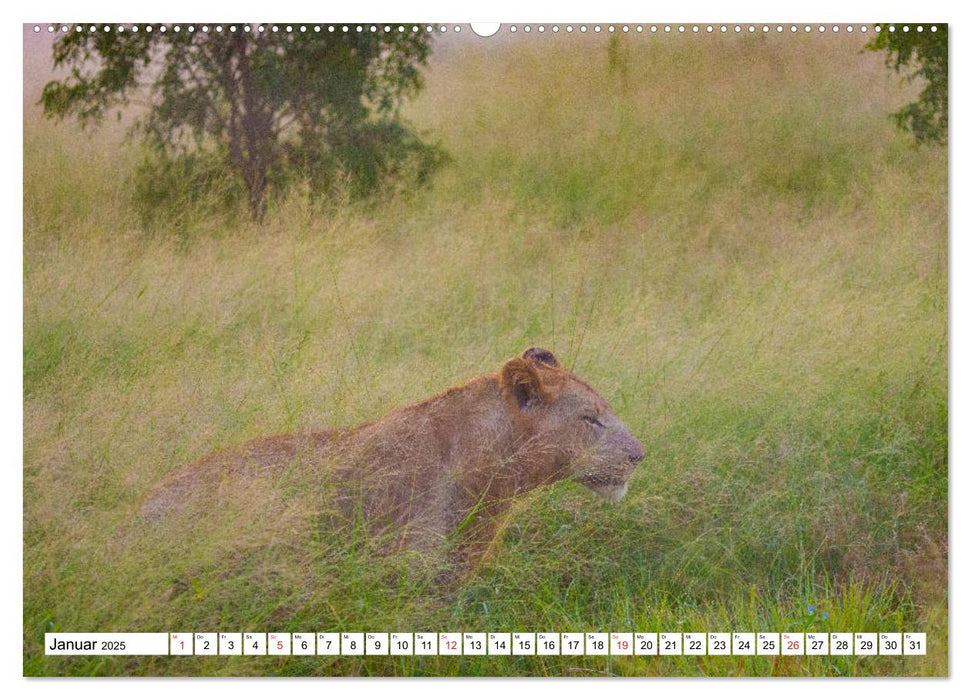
45,632,927,656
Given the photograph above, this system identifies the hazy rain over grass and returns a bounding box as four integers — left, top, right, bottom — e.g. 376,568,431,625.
23,30,946,676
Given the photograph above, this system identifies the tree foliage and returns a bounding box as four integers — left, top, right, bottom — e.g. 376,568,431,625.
867,24,947,144
42,25,444,221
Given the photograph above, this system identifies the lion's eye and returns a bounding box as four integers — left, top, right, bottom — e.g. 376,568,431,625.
582,415,604,428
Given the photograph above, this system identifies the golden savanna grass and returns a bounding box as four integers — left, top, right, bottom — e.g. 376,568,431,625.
23,30,946,675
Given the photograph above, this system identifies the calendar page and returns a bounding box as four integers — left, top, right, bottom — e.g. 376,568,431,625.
22,14,947,678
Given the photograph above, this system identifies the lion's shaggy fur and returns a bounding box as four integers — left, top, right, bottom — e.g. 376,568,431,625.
141,349,644,572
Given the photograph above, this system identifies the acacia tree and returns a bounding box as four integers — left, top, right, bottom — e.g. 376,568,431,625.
867,24,948,144
42,24,440,220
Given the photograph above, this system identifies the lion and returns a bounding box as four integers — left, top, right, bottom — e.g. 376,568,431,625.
141,348,645,573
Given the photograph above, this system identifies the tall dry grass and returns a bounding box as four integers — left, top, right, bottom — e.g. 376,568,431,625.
23,30,946,675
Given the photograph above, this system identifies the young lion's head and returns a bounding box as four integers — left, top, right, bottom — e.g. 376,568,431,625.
499,348,645,501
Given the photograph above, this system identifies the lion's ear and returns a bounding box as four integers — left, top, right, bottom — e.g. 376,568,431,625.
522,347,560,368
500,358,546,412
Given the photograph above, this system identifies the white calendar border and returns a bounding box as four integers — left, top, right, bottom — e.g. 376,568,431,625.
9,0,960,698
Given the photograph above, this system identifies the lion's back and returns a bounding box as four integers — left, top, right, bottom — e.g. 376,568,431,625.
140,430,338,522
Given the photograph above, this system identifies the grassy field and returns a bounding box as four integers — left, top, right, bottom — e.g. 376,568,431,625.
23,30,947,676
